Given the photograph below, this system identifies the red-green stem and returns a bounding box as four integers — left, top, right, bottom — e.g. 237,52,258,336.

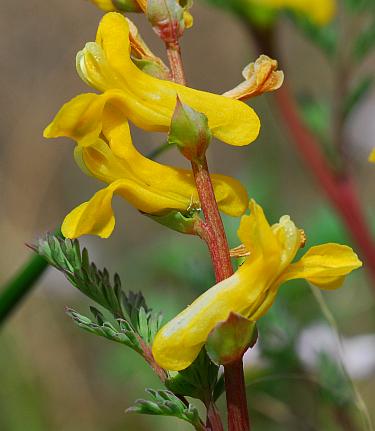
224,361,251,431
275,86,375,285
191,159,234,282
165,40,250,431
206,401,225,431
166,40,187,86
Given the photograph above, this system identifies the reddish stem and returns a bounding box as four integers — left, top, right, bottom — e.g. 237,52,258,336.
275,86,375,285
192,158,234,282
166,38,249,431
206,402,225,431
224,361,251,431
166,40,187,86
192,157,249,430
138,337,168,382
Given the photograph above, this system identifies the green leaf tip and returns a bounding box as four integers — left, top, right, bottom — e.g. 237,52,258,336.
35,233,163,347
127,388,205,430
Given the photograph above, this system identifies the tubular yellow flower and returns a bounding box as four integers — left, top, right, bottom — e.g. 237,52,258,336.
369,149,375,163
223,55,284,101
248,0,336,26
152,200,362,371
44,94,248,239
89,0,142,12
64,12,259,147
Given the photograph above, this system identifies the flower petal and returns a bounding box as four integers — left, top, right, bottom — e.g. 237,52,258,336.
62,177,192,239
249,0,336,26
45,92,249,218
223,55,284,101
89,0,117,12
280,244,362,289
85,12,260,146
237,200,281,262
152,259,272,370
369,149,375,163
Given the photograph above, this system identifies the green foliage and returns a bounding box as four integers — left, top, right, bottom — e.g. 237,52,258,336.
126,389,205,430
343,76,374,119
344,0,375,13
66,307,143,354
166,349,220,402
298,95,330,141
35,234,163,347
355,24,375,62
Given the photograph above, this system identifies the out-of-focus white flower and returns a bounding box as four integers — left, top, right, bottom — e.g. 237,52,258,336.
297,323,375,379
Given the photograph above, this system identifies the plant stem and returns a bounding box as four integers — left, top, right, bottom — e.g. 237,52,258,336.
166,40,187,85
206,401,225,431
333,407,357,431
191,159,233,281
166,39,250,431
224,361,251,431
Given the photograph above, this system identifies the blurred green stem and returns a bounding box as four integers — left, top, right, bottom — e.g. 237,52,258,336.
0,143,172,327
0,253,49,325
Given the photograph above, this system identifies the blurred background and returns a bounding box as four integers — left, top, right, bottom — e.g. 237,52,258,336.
0,0,374,430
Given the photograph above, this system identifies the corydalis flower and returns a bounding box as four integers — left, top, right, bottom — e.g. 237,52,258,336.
248,0,336,26
89,0,143,12
45,96,248,239
152,200,362,371
369,149,375,163
223,55,284,101
69,12,260,147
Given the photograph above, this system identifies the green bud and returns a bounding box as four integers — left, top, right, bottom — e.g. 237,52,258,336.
206,312,258,365
144,209,200,235
112,0,142,12
168,98,212,162
132,57,170,80
146,0,193,42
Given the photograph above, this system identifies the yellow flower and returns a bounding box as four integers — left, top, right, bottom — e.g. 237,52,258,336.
49,12,259,147
88,0,142,12
248,0,336,26
369,149,375,163
223,55,284,101
44,94,248,239
152,200,362,370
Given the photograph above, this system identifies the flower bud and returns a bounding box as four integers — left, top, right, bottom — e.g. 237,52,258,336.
145,209,201,235
146,0,193,42
206,312,258,365
169,98,212,162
